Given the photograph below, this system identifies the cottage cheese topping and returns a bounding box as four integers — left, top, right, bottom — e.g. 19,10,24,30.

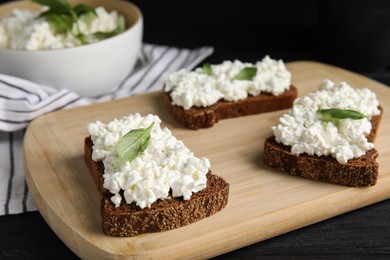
88,113,210,209
164,56,292,109
272,79,381,164
0,7,120,50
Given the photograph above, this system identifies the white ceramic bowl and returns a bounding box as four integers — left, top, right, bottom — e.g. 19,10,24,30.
0,0,143,97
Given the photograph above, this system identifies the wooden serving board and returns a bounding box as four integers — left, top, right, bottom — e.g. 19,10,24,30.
24,61,390,259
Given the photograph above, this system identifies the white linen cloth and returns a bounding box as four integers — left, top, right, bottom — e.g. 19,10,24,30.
0,43,214,215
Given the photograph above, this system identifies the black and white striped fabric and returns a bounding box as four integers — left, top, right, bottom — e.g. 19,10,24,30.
0,43,214,215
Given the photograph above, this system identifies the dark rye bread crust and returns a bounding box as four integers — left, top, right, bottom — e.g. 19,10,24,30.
264,137,379,187
84,137,229,237
263,107,383,187
164,85,298,130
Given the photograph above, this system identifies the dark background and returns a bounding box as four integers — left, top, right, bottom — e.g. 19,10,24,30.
1,0,390,259
130,0,390,83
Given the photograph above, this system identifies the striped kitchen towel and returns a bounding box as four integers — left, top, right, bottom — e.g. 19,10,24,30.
0,43,214,215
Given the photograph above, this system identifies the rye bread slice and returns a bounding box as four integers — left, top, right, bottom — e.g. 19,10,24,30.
164,85,298,130
84,137,229,237
263,107,383,187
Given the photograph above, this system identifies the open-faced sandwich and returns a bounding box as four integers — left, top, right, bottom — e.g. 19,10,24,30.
84,113,229,236
263,79,382,187
163,56,297,129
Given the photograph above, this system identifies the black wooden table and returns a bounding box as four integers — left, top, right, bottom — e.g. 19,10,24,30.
1,0,390,258
1,199,390,259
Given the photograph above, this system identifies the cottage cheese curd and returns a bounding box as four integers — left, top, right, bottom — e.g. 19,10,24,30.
88,113,210,209
164,56,292,109
272,79,381,163
0,7,120,50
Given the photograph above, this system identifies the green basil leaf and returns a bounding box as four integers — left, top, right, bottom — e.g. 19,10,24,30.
116,15,126,32
33,0,72,15
75,33,88,44
318,108,366,120
43,12,73,33
73,4,97,17
115,122,154,162
203,63,212,75
92,31,115,40
233,67,257,80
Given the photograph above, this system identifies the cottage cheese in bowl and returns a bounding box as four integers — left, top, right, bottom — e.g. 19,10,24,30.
0,0,143,98
0,6,122,50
